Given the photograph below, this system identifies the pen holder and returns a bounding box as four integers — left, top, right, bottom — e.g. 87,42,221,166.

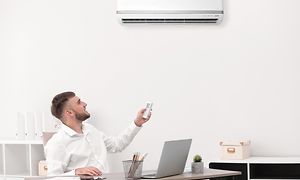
123,160,143,179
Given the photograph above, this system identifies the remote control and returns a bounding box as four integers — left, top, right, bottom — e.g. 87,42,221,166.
143,102,153,119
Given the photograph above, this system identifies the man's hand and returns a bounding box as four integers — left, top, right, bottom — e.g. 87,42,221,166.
134,108,152,127
75,166,102,176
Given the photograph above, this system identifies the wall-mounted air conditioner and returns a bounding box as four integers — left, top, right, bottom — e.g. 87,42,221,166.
117,0,223,24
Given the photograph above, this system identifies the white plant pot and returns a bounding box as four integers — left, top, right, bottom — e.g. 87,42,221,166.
191,162,204,174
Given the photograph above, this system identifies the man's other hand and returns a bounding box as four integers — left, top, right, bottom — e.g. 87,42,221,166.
75,166,102,176
135,108,152,127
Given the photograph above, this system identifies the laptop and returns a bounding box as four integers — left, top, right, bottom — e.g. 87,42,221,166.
142,139,192,179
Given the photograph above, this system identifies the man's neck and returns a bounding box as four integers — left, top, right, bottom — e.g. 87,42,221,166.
63,119,83,134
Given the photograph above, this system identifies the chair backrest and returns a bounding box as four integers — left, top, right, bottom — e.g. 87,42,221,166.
42,132,56,146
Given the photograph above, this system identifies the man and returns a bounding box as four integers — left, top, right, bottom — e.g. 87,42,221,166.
45,91,151,176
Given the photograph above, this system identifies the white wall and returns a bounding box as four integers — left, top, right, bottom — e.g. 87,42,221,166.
1,0,300,172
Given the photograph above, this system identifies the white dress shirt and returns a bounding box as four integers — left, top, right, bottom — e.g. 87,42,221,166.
45,122,141,175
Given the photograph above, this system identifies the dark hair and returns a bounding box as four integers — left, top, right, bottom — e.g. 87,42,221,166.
51,91,75,119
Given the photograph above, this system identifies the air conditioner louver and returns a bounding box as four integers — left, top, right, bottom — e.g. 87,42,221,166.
122,18,218,23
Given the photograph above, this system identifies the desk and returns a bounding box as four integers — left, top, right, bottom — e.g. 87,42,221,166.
14,168,240,180
104,168,241,180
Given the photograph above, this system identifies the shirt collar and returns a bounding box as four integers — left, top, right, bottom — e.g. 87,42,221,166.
82,123,90,135
61,123,89,137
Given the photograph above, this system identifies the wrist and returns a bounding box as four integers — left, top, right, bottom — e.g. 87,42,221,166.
134,119,142,127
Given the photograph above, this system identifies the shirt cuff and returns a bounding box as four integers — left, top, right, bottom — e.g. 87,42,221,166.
131,121,142,133
63,169,76,176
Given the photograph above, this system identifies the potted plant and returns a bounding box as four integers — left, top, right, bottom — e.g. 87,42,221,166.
191,154,204,174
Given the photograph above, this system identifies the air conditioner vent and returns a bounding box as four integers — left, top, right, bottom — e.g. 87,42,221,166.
122,18,218,23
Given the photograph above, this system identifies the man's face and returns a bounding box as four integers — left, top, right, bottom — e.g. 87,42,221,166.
66,96,90,121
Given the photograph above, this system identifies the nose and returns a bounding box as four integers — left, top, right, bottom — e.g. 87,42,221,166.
83,102,87,107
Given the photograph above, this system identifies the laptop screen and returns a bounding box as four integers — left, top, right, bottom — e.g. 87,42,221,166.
153,139,192,178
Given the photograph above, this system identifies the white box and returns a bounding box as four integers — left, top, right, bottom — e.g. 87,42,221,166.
16,112,25,140
220,140,250,160
25,112,35,140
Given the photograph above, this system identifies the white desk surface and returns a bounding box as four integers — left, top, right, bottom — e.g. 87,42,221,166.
9,168,241,180
105,168,241,180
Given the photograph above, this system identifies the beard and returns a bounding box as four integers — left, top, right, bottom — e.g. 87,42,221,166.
75,111,90,121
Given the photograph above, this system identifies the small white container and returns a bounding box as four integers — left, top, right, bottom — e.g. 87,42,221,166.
38,160,48,176
220,140,251,160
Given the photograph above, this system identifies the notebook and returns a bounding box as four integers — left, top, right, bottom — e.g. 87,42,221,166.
142,139,192,179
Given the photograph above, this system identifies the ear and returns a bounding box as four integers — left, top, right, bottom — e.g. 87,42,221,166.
63,108,73,118
66,110,73,115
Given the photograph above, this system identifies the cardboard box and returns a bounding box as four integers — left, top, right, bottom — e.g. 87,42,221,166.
220,140,250,160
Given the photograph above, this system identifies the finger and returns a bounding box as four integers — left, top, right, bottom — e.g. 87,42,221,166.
92,169,102,176
88,168,100,176
83,168,98,176
83,169,94,176
89,167,102,175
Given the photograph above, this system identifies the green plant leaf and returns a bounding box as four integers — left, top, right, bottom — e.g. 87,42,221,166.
193,154,202,162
